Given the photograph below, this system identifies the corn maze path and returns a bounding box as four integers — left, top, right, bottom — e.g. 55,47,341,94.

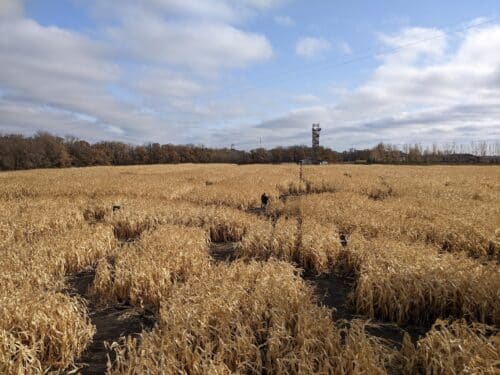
208,236,429,351
67,270,155,375
219,185,431,351
71,169,431,373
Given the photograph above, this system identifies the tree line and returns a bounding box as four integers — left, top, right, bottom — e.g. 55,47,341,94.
0,132,498,171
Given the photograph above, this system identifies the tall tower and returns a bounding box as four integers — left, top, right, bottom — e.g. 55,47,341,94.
312,123,321,162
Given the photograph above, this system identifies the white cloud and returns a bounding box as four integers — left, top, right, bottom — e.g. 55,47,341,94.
147,0,235,20
94,0,288,23
252,24,500,149
293,94,320,104
0,0,23,19
107,17,273,72
0,0,281,143
377,27,447,64
2,2,498,151
92,0,235,23
0,19,117,87
338,40,352,54
274,15,294,27
93,1,274,75
245,0,289,10
134,69,203,100
296,37,331,59
0,100,125,142
0,17,184,143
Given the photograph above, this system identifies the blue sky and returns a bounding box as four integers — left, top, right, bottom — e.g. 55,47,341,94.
1,0,499,150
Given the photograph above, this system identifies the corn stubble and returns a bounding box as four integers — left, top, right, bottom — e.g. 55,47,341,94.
0,164,498,374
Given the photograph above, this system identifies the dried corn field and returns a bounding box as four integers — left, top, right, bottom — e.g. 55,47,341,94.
0,164,499,374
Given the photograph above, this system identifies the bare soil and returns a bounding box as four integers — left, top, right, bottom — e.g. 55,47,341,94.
66,270,155,375
246,206,268,216
209,241,239,263
278,192,306,202
303,272,430,349
302,272,355,320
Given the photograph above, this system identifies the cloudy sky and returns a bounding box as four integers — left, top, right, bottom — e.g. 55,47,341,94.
0,0,499,150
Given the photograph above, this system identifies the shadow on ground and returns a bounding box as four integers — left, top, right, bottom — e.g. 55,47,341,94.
209,242,239,263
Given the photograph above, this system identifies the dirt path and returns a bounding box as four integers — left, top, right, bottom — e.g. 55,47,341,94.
302,272,355,320
302,272,429,348
66,270,155,374
209,242,239,263
246,206,268,216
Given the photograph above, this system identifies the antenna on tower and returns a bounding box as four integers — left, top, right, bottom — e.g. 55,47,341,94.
312,123,321,163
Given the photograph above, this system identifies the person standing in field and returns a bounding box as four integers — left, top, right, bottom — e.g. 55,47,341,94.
261,193,269,209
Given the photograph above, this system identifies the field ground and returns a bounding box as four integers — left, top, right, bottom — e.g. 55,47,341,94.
1,164,499,374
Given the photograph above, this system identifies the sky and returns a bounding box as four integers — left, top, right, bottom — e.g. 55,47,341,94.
0,0,499,150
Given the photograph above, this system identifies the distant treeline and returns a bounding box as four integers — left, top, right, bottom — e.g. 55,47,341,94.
0,132,498,171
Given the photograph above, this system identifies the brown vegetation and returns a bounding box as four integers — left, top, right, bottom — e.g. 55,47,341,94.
1,163,498,373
